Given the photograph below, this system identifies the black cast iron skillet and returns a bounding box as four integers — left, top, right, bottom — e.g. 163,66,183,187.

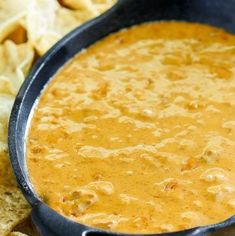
8,0,235,235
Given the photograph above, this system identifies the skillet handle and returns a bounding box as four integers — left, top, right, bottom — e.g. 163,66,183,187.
31,204,58,236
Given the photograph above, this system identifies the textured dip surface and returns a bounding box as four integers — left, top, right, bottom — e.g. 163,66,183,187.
27,22,235,234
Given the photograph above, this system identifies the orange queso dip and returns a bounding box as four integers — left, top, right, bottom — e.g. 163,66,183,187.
27,22,235,234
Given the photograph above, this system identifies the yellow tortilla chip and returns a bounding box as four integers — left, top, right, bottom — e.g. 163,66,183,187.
60,0,100,16
6,26,27,45
26,0,86,55
0,95,14,153
0,185,30,236
60,0,116,14
0,40,34,95
26,0,61,55
93,0,117,13
26,0,116,55
0,124,6,153
0,0,29,42
0,40,34,151
9,233,28,236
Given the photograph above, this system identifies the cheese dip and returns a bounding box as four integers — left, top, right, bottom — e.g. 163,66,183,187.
27,22,235,234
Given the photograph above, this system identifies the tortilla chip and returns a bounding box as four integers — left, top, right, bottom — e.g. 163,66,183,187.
60,0,100,16
26,0,85,55
0,40,34,152
0,40,34,95
0,124,7,153
26,0,116,55
0,185,30,236
93,0,117,13
6,26,27,45
9,232,28,236
0,0,29,42
0,95,15,152
25,0,59,55
60,0,116,14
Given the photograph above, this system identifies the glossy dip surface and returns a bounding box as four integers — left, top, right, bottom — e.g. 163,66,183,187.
27,22,235,234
